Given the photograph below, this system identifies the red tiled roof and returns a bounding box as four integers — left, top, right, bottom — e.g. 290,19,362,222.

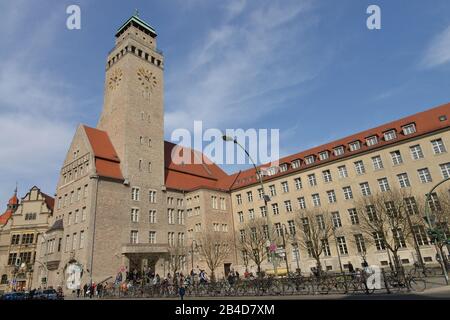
83,125,124,180
79,102,449,193
41,192,55,211
8,194,18,205
228,102,450,190
0,210,13,225
164,141,237,192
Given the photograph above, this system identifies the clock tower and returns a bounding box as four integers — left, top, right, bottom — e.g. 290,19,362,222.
98,13,165,188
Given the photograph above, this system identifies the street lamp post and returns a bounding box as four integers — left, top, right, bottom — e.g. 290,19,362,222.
331,226,344,275
38,232,49,288
424,177,450,285
280,225,290,276
222,135,277,277
191,240,197,273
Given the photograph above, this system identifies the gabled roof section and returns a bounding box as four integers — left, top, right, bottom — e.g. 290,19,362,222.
83,125,124,181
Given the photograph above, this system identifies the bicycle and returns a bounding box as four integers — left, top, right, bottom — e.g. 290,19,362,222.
409,262,437,278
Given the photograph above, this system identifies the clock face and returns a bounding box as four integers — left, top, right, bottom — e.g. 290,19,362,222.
108,68,123,90
137,67,157,92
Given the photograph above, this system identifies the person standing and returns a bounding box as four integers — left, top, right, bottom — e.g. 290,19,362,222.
83,283,88,298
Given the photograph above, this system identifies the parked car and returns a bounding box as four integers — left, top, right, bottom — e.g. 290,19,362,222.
1,292,29,300
32,288,63,300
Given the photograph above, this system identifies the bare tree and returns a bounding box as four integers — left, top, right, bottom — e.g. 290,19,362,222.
195,229,233,282
235,218,274,276
355,189,422,271
422,190,450,264
294,208,333,272
167,242,188,275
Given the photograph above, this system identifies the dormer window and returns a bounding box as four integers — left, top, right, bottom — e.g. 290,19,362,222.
291,160,301,169
319,151,329,161
279,164,288,172
333,146,345,156
366,136,378,146
384,130,397,141
305,156,315,165
402,123,416,135
349,141,361,152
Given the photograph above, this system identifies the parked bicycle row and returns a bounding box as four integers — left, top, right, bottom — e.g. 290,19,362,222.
100,269,429,298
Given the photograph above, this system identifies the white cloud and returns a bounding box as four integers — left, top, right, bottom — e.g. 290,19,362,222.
0,3,78,205
422,25,450,68
165,0,325,133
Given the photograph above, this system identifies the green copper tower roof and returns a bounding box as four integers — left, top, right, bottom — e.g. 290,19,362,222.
115,12,157,38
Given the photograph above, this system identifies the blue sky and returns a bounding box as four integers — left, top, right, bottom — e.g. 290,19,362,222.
1,0,450,205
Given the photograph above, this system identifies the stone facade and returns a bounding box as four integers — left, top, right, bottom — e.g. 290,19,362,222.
0,187,53,293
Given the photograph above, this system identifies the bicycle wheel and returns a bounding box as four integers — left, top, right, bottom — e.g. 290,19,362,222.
409,278,426,292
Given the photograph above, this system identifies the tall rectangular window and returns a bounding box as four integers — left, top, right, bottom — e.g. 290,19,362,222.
354,234,366,253
168,209,175,224
260,206,267,217
327,190,337,203
131,208,139,222
390,151,403,165
82,207,87,221
440,163,450,179
312,194,321,207
338,165,348,178
354,161,366,175
418,168,432,183
322,170,332,183
431,138,446,154
372,156,384,170
272,203,279,215
248,209,255,220
332,212,342,228
321,239,331,256
149,210,157,223
377,178,390,192
404,197,418,215
149,231,156,244
360,182,372,196
130,230,138,244
298,197,306,209
373,232,385,251
308,174,317,187
343,186,353,200
131,187,140,201
269,185,277,196
397,173,411,188
284,200,293,212
149,190,157,203
281,181,289,193
410,145,424,160
294,178,302,190
79,231,84,249
348,208,359,225
337,236,348,255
